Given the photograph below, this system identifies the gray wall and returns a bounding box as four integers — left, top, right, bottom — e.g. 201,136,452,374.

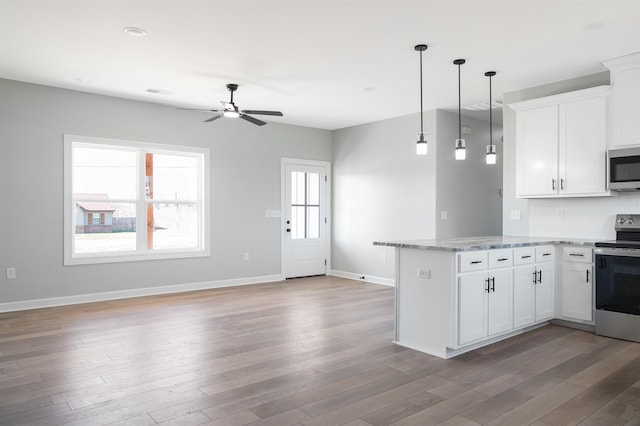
502,71,610,236
331,109,503,282
331,112,437,282
435,110,503,239
0,79,331,303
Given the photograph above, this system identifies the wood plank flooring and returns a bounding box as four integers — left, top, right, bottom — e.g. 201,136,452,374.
1,276,639,425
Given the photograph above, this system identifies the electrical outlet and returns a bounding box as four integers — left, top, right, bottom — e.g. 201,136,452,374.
417,268,431,279
243,253,249,261
511,210,521,220
441,211,448,220
6,267,16,280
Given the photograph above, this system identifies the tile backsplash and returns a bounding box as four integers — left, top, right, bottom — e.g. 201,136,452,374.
528,192,640,240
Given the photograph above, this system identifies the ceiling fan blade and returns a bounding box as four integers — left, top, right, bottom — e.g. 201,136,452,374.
241,110,283,116
204,114,224,123
178,108,221,112
240,114,267,126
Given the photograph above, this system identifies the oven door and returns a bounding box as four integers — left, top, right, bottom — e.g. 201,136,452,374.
595,248,640,315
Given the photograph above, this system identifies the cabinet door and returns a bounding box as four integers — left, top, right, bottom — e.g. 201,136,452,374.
513,265,536,328
559,97,607,195
487,269,513,336
562,263,593,321
535,262,554,321
516,105,559,197
458,273,488,345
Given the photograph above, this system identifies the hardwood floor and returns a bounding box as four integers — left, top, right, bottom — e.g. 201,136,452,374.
1,276,639,425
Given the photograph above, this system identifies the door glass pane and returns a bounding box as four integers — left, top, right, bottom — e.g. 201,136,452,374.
307,173,320,205
291,171,305,205
291,206,306,239
307,206,319,239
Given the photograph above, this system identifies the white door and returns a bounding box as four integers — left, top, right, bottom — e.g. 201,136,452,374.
487,269,513,336
513,265,536,328
458,272,488,345
516,105,559,197
562,263,593,321
535,262,555,321
281,159,329,278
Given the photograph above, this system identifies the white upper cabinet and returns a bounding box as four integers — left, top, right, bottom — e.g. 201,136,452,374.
511,85,610,198
603,52,640,148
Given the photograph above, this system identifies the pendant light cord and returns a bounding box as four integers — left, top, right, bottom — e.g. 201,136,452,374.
419,50,424,135
489,73,492,146
458,63,462,140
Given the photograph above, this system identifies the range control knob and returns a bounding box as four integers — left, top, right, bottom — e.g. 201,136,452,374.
618,217,626,225
627,218,634,225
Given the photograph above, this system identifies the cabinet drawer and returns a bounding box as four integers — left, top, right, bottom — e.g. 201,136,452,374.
513,247,535,265
489,249,513,269
535,245,555,262
562,246,593,263
458,252,487,272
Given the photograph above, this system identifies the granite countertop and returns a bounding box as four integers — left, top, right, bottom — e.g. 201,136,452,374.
373,236,597,252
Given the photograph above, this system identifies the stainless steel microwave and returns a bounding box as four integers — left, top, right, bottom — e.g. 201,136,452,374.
609,147,640,191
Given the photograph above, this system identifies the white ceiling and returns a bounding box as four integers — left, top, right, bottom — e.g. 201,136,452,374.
1,0,638,130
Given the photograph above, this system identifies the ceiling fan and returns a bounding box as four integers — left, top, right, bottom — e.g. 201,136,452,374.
180,83,283,126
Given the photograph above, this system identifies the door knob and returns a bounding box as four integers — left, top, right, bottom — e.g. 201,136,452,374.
286,228,291,232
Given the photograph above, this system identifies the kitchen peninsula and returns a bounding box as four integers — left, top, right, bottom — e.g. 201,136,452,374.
374,236,595,359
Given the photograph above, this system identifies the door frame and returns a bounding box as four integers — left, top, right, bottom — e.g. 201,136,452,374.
280,158,332,278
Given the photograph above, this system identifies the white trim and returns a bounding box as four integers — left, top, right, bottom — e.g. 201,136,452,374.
0,274,284,313
329,269,395,287
63,134,210,265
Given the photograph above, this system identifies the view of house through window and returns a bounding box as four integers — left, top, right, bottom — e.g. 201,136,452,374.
65,136,209,264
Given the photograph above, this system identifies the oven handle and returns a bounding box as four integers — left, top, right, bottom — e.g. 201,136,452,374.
595,248,640,258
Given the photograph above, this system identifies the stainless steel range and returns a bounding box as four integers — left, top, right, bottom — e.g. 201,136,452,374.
594,214,640,343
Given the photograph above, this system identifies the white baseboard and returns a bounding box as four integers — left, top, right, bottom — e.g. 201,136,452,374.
329,269,395,287
0,274,284,313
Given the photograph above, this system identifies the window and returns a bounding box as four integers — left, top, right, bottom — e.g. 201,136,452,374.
290,171,320,239
64,135,209,265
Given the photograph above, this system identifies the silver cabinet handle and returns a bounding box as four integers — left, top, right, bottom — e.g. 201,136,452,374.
521,255,531,259
561,178,565,190
470,260,483,264
552,179,556,190
569,253,585,257
497,258,509,262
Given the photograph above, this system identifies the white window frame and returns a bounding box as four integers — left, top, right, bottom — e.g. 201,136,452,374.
64,134,210,265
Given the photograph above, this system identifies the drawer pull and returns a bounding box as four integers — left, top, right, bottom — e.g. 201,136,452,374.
470,260,483,264
521,255,531,259
541,253,551,257
497,257,509,262
569,253,585,257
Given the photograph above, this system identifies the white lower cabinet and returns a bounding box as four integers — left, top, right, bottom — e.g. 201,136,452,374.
559,247,594,323
512,246,555,328
458,269,513,345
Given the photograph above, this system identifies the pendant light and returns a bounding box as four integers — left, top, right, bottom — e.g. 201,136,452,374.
415,44,428,155
454,59,466,160
485,71,497,165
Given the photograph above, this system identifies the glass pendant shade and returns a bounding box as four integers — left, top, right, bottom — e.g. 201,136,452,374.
416,132,427,156
455,139,466,160
486,144,497,164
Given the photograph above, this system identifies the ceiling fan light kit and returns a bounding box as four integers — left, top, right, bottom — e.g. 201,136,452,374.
180,83,283,126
